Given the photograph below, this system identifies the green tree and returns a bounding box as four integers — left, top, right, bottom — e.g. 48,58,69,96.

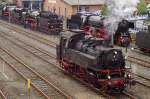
137,0,147,14
101,4,108,15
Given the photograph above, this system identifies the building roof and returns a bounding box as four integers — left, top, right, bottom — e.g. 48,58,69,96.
64,0,105,5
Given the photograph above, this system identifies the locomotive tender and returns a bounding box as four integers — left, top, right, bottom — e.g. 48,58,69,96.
136,27,150,53
57,30,135,93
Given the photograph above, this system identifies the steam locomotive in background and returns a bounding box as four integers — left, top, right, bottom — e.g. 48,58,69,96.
67,13,108,39
0,5,63,35
1,5,16,18
67,13,134,47
11,8,28,24
136,26,150,53
114,20,134,47
56,30,135,93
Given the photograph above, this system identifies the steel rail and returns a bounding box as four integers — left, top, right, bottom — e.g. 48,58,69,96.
1,19,150,69
1,20,150,70
0,24,115,99
1,30,150,90
0,47,72,99
0,19,143,99
128,56,150,68
0,89,7,99
0,30,137,99
122,91,138,99
0,20,56,48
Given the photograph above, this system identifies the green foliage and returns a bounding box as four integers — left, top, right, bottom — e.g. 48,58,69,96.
137,0,147,14
101,4,108,15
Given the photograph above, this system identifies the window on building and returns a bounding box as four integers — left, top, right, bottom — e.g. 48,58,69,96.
23,1,42,10
23,1,30,8
78,6,89,12
85,6,89,11
32,1,41,10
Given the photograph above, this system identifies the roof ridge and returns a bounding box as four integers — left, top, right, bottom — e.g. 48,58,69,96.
64,0,105,5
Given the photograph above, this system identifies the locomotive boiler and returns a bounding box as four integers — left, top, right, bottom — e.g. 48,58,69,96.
56,30,135,93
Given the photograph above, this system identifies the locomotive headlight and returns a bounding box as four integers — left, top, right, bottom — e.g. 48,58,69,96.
131,47,134,50
114,51,118,54
127,74,131,78
108,75,111,79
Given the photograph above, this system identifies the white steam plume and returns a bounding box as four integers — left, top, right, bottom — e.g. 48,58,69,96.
104,0,140,35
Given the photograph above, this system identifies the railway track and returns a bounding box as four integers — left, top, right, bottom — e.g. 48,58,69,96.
0,19,146,98
0,30,139,99
0,89,7,99
1,20,150,71
126,52,150,89
0,24,112,99
115,46,150,69
0,20,57,48
3,28,150,90
127,56,150,68
133,73,150,89
127,48,150,68
1,19,150,61
122,91,139,99
0,46,72,99
131,47,150,56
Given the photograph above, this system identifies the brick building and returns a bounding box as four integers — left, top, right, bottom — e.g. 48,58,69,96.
146,0,150,4
16,0,43,10
16,0,105,17
43,0,105,17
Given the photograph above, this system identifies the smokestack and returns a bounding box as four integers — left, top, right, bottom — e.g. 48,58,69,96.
104,0,139,45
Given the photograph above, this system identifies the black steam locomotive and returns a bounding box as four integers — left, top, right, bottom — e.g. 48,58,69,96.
37,11,63,34
136,27,150,53
114,20,134,47
1,5,16,18
67,13,108,39
56,30,135,93
68,14,134,47
24,10,40,29
0,6,63,35
11,8,28,24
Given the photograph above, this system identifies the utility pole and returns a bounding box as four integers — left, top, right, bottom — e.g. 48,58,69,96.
110,22,114,46
78,0,79,12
